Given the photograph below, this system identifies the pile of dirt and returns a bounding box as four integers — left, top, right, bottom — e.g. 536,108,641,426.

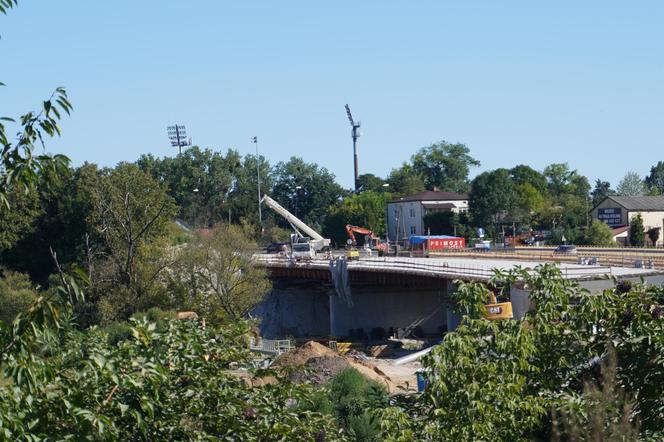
273,341,398,392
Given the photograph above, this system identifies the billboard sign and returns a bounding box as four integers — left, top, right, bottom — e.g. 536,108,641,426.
597,207,622,227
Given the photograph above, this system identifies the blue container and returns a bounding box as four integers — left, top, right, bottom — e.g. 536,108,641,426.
416,370,428,392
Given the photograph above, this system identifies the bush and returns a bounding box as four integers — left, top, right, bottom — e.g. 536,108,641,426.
325,368,388,441
104,321,132,345
0,269,38,325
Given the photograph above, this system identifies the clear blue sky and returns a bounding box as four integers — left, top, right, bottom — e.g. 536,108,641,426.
2,1,663,189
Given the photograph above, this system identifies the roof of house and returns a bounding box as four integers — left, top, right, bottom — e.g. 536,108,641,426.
611,226,630,236
603,196,664,211
390,190,468,203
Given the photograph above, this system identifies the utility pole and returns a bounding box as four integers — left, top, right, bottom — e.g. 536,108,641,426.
345,104,361,192
252,136,262,231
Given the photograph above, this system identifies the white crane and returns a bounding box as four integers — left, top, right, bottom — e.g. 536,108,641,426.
260,195,330,257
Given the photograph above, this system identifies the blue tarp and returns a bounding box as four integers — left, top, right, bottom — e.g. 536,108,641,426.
409,235,461,245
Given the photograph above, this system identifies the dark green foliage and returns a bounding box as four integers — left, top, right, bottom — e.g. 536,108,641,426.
271,157,346,230
381,265,664,441
591,179,615,207
629,214,645,247
647,227,660,246
104,321,132,345
0,268,37,325
386,163,426,197
645,161,664,195
411,141,480,193
315,368,388,442
583,220,615,246
422,211,470,238
469,168,516,231
323,191,388,246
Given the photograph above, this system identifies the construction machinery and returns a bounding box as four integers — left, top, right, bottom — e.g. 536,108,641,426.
484,292,514,320
345,224,389,256
261,195,331,259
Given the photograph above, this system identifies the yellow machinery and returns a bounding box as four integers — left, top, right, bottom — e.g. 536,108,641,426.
346,248,360,260
484,292,513,320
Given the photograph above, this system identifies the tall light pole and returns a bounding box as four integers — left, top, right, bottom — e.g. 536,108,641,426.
382,183,390,242
167,124,191,154
252,136,262,230
345,104,361,192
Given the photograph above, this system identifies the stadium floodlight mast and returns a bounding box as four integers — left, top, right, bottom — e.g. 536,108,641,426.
167,124,191,154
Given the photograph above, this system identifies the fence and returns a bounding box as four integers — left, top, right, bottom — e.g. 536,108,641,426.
249,336,293,355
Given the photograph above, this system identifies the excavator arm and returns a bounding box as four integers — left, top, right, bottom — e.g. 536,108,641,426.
345,224,375,245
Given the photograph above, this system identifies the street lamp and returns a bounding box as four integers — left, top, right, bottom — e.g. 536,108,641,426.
192,188,199,228
382,183,390,242
294,186,303,218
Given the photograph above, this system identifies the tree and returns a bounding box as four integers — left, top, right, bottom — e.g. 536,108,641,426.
0,187,40,252
469,169,516,232
584,220,615,246
357,173,386,193
322,191,388,246
271,157,345,230
645,161,664,195
176,224,271,322
629,213,645,247
591,179,614,207
0,268,37,324
88,163,177,288
647,227,660,247
386,163,425,197
137,147,246,228
411,141,480,193
509,165,547,195
2,163,99,283
617,171,646,197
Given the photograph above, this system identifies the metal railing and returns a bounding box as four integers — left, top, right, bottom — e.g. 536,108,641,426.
249,336,293,355
253,254,616,281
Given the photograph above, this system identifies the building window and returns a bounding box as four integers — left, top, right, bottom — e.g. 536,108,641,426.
410,225,416,235
409,207,415,218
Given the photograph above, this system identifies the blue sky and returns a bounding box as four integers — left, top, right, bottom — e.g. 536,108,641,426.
2,1,662,189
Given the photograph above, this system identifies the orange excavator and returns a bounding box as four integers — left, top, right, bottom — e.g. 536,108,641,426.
345,225,389,256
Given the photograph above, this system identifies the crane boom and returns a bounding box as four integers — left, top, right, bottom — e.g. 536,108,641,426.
260,194,325,241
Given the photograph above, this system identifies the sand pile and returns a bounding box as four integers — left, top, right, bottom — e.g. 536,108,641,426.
274,341,398,392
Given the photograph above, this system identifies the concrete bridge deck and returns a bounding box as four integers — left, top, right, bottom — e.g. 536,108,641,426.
254,254,661,282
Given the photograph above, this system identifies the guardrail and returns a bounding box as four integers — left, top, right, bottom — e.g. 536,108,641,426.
253,254,616,280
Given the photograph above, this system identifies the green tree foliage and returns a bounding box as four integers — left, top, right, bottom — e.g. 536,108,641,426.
629,214,645,247
0,298,343,440
88,163,177,288
386,163,426,197
382,265,664,440
469,168,516,231
313,368,388,442
647,227,660,247
645,161,664,195
509,165,548,194
357,173,386,193
323,191,388,246
271,157,345,230
137,147,251,228
584,220,615,246
0,268,37,324
174,224,272,322
2,163,98,283
411,141,480,193
617,171,646,197
0,187,40,251
422,211,470,238
591,179,614,207
542,163,590,230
